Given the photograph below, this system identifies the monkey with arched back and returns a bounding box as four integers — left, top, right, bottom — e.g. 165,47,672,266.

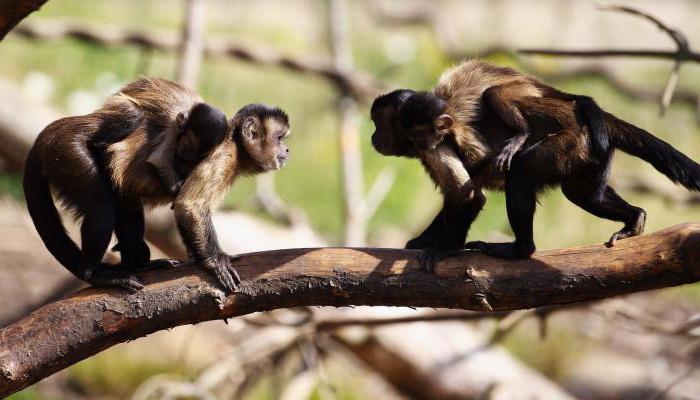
24,77,290,292
371,60,700,271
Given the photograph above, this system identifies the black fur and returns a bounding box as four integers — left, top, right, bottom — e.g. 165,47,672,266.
397,91,446,130
23,147,82,276
371,89,415,115
182,103,228,154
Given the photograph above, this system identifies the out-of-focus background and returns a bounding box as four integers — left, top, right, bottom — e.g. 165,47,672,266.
2,0,700,399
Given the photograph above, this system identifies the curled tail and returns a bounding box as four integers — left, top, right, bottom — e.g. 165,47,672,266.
575,96,700,191
23,147,83,277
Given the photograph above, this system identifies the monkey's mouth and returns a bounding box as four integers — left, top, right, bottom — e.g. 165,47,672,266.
274,156,289,169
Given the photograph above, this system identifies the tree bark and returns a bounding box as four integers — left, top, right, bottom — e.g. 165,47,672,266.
0,0,48,40
2,223,700,396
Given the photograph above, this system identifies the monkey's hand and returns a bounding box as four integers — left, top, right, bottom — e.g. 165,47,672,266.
494,138,521,172
201,253,242,292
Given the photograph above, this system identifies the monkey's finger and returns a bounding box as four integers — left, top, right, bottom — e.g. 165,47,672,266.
91,276,144,292
418,250,437,274
120,278,145,292
215,267,238,292
605,233,619,248
228,265,242,285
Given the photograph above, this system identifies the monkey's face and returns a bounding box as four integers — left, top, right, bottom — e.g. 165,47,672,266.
370,89,417,157
241,114,290,172
370,105,414,157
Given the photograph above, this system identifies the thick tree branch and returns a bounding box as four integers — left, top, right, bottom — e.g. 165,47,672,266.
2,224,700,395
0,0,48,40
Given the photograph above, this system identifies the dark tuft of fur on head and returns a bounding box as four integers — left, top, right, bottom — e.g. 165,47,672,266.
371,89,416,115
235,103,289,125
398,91,447,130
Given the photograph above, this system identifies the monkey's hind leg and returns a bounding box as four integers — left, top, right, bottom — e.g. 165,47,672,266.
562,182,646,247
465,173,536,259
79,188,144,292
113,198,180,271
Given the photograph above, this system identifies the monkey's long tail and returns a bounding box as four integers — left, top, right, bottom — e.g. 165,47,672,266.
576,96,700,191
23,147,83,277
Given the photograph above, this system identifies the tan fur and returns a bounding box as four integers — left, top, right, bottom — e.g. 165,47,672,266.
101,78,203,205
103,77,202,120
421,144,474,201
263,117,289,170
434,59,542,166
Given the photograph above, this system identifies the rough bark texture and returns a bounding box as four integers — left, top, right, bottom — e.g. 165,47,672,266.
2,223,700,396
0,0,48,39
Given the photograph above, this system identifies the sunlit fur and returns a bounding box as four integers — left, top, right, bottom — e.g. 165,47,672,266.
434,60,542,166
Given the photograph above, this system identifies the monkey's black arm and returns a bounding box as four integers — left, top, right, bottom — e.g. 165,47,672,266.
416,146,486,271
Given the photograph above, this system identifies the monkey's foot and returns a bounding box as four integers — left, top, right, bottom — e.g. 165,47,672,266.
202,254,242,292
84,269,144,292
145,258,182,269
494,140,520,171
605,228,641,247
405,235,435,250
605,212,646,247
464,241,534,259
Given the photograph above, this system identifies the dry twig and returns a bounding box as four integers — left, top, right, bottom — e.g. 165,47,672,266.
12,19,383,100
521,4,700,115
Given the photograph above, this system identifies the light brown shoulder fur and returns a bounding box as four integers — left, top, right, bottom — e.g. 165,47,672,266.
434,60,543,163
102,77,202,119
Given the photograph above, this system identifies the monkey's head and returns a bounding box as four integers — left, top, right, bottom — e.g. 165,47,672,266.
397,91,453,152
370,89,416,157
233,104,290,173
175,103,229,162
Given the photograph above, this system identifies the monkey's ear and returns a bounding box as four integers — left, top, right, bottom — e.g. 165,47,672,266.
176,112,187,129
434,114,453,134
241,116,260,142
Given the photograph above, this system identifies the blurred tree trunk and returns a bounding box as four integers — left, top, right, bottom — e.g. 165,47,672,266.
328,0,367,246
0,0,48,40
176,0,206,87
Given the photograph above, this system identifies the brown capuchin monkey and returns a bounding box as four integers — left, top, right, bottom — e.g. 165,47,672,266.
371,60,700,271
24,77,290,292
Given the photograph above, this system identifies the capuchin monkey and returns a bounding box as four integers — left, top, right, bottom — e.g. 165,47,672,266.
371,60,700,271
24,77,290,292
147,102,228,196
